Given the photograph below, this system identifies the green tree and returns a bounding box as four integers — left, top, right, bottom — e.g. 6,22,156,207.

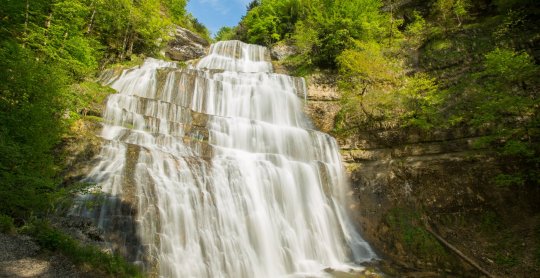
0,42,68,221
293,0,385,68
215,26,237,41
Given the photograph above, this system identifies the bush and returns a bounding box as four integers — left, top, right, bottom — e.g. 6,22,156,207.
0,214,16,234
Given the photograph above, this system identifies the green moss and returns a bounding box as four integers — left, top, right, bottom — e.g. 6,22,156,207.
487,230,524,268
385,208,449,259
480,210,501,234
494,252,519,267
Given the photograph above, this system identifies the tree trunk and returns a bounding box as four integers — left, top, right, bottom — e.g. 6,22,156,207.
120,25,130,60
87,9,96,34
43,11,53,45
86,0,97,34
422,218,496,278
128,34,135,57
23,0,29,47
45,12,52,29
389,0,394,47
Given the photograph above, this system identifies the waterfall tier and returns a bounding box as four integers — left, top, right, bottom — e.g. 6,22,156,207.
74,40,375,277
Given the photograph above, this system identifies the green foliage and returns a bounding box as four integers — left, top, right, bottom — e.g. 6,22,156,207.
334,41,401,135
469,49,537,137
162,0,188,23
236,0,386,68
439,47,539,187
294,0,385,68
480,211,501,233
239,0,303,45
434,0,471,28
0,41,68,221
185,15,212,43
399,74,441,129
335,41,441,134
494,0,538,11
23,220,143,277
0,214,16,234
68,79,117,118
405,11,428,49
493,9,526,46
214,26,237,41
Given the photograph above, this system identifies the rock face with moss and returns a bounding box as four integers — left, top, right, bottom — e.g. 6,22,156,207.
164,27,210,62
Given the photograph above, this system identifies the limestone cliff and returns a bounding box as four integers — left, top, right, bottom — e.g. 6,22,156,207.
164,27,210,62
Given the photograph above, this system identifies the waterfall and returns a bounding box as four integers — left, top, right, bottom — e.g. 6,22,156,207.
73,40,375,277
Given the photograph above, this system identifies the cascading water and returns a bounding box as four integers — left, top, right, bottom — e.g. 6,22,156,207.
73,40,375,277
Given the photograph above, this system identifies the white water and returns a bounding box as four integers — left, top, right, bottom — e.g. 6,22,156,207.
74,40,375,277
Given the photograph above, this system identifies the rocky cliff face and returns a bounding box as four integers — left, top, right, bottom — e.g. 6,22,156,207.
164,27,209,62
303,72,341,133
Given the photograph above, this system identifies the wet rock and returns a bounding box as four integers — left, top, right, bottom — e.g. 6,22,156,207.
165,27,209,62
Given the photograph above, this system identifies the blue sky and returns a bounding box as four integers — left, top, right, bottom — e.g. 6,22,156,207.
187,0,252,37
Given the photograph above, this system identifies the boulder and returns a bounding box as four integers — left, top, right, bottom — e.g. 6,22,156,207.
165,27,209,62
